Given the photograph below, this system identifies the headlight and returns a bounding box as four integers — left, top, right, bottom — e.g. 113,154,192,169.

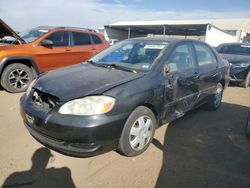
59,96,115,116
232,63,249,68
26,79,36,96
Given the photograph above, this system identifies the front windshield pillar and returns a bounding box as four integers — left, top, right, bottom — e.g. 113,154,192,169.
128,27,131,39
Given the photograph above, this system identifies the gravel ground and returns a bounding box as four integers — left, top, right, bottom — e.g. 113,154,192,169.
0,86,249,188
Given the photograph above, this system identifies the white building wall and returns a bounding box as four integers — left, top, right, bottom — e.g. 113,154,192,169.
205,25,237,47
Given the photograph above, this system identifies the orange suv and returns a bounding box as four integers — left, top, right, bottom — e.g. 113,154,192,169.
0,19,109,93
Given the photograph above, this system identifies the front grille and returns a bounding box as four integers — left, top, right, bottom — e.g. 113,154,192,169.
31,89,59,111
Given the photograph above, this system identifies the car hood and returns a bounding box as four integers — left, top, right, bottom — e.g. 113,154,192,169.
0,19,24,42
219,53,250,64
34,63,144,101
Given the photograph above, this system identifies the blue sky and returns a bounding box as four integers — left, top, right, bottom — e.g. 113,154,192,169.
0,0,249,31
105,0,250,11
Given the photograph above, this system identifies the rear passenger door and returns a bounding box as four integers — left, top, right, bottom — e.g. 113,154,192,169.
70,32,97,63
193,42,220,97
163,42,199,122
90,34,107,52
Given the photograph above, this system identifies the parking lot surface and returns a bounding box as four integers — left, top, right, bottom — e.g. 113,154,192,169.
0,86,250,188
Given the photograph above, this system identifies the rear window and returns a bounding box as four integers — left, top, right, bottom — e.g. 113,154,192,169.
194,43,216,66
91,34,102,44
218,44,250,56
72,32,91,45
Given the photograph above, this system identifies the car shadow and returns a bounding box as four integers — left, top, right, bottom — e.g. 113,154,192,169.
0,85,4,91
2,147,76,188
153,102,250,188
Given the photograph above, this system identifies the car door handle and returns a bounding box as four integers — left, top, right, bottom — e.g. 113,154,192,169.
65,48,71,52
91,47,96,50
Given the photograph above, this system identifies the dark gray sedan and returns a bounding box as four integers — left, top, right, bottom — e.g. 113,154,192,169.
216,43,250,88
20,37,230,157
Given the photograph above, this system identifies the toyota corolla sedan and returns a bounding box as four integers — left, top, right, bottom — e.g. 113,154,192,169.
20,37,230,157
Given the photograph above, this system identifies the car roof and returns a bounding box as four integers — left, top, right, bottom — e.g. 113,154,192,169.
217,42,250,47
35,26,97,33
126,36,202,44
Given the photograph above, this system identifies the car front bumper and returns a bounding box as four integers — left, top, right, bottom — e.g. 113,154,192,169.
230,66,249,82
20,95,129,157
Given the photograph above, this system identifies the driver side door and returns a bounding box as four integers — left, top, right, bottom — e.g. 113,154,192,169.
162,42,199,122
34,31,73,72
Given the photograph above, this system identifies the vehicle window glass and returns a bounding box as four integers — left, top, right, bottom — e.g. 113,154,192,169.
219,45,250,55
73,32,91,45
90,41,168,71
45,32,69,47
167,44,195,73
20,29,48,43
92,34,102,44
194,43,216,66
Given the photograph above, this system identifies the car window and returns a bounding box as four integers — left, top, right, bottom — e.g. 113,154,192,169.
167,44,195,73
72,32,91,45
218,44,250,55
91,34,102,44
90,40,168,71
20,29,48,43
194,43,216,66
45,32,69,47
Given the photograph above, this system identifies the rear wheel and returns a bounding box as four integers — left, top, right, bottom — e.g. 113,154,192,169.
204,83,223,111
1,63,34,93
118,106,156,157
241,71,250,88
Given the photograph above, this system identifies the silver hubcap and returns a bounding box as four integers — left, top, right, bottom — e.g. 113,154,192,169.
214,85,223,108
129,116,153,151
8,69,30,89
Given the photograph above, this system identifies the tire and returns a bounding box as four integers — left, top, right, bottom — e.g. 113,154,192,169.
241,71,250,88
204,83,223,111
1,63,34,93
118,106,156,157
245,111,250,139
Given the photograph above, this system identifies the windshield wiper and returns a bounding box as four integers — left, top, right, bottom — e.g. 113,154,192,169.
105,64,137,73
87,61,137,73
86,60,108,68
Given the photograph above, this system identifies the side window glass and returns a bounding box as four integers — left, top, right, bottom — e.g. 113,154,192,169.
167,44,195,73
194,43,216,66
45,32,69,47
92,34,102,44
73,32,91,45
224,45,250,55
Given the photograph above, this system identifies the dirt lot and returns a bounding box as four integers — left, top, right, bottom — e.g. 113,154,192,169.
0,86,250,188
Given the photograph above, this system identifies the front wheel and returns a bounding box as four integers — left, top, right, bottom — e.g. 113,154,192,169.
118,106,156,157
1,63,34,93
204,83,223,111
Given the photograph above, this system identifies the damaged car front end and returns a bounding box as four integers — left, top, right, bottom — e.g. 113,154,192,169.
0,18,25,45
216,43,250,88
20,37,230,157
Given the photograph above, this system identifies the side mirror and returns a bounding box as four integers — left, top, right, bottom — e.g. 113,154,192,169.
40,39,53,48
164,64,170,74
